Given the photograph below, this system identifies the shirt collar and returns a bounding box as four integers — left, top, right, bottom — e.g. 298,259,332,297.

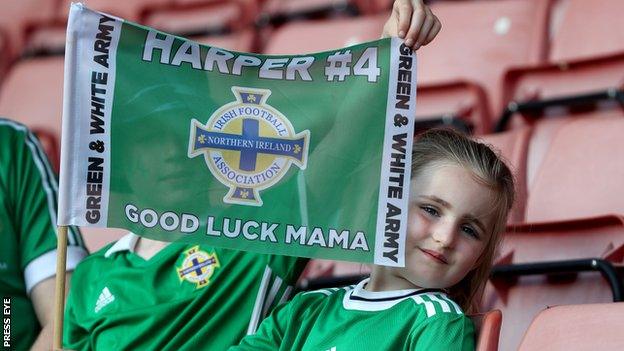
343,278,446,311
104,232,140,258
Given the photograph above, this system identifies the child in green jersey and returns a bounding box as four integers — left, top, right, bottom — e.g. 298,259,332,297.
231,128,515,350
0,119,87,350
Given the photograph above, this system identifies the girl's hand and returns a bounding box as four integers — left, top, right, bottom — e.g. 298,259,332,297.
381,0,442,50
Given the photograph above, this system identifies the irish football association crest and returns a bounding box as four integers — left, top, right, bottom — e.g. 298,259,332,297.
188,86,309,206
177,246,220,289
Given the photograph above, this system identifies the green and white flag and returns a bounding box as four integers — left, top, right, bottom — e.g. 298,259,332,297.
58,4,417,266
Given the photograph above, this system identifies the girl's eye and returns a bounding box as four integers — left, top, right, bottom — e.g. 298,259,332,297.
461,225,480,240
420,206,440,217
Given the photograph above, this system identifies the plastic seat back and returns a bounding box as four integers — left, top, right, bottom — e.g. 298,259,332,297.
59,0,169,22
0,0,58,56
478,127,531,223
191,30,256,53
420,0,549,117
263,14,387,54
144,0,258,36
482,215,624,351
526,113,624,222
550,0,624,63
517,303,624,351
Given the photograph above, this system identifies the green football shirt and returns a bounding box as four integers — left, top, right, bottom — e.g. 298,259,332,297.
0,119,87,351
231,279,475,351
64,233,308,350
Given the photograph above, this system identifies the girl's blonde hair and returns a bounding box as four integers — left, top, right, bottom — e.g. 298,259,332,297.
411,128,515,314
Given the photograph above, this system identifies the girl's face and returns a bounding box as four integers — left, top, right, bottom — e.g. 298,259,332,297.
377,162,498,290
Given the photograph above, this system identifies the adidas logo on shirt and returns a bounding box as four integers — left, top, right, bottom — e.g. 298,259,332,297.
95,287,115,313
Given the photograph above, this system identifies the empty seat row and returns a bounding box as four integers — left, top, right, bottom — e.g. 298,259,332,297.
5,0,624,133
260,0,624,134
0,0,392,66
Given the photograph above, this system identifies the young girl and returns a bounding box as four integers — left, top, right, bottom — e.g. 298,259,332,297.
229,128,515,350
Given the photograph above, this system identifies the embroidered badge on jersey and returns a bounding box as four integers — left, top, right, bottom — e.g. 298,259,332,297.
176,246,220,289
188,86,310,206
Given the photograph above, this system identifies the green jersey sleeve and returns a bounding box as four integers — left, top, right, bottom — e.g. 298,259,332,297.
0,120,87,293
410,313,475,351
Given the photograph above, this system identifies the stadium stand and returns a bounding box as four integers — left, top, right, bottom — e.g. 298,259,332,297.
22,23,67,57
0,0,58,58
263,14,387,54
483,215,624,351
480,112,624,351
497,0,624,131
516,303,624,351
415,82,490,135
143,0,259,36
418,0,550,132
549,0,624,62
191,29,257,52
260,0,357,26
58,0,170,23
263,14,495,134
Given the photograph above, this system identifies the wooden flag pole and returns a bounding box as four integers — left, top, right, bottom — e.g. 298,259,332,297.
53,225,68,350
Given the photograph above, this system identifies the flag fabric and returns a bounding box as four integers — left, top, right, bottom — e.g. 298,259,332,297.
58,4,417,266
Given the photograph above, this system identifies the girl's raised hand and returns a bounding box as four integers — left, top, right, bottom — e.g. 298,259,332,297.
381,0,442,50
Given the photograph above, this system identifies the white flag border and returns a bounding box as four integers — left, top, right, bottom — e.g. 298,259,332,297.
373,38,418,267
58,4,122,226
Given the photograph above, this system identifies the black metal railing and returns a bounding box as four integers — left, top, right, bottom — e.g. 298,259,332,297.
297,258,624,302
494,88,624,132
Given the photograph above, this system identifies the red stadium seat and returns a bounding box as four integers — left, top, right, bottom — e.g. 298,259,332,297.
483,215,624,351
0,56,65,168
22,24,67,57
481,105,624,351
266,15,497,133
263,14,386,54
261,0,354,24
549,0,624,63
477,126,531,224
355,0,392,15
524,117,568,191
415,82,491,135
420,0,550,125
525,112,624,222
58,0,170,22
517,303,624,351
499,0,624,129
191,29,257,53
501,55,624,131
259,0,390,22
144,0,258,37
0,0,58,57
470,310,502,351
